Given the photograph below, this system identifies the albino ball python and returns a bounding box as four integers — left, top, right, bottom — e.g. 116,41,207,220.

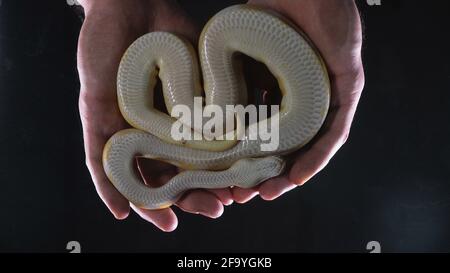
103,5,330,209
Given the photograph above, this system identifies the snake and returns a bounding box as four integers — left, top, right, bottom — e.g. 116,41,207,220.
102,5,330,209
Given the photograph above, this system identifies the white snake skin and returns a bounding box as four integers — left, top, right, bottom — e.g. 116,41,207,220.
103,5,330,209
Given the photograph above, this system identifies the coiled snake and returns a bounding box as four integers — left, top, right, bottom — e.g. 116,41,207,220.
102,5,330,209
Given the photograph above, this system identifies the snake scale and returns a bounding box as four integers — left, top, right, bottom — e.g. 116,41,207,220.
102,5,330,209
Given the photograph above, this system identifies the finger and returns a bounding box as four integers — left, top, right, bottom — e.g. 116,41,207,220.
86,158,130,220
231,187,259,204
208,188,234,206
131,204,178,232
259,176,297,201
176,190,224,219
289,103,357,186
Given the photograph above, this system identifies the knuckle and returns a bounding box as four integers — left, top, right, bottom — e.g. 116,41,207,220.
355,68,366,92
84,156,97,171
307,151,329,173
340,129,350,145
311,156,325,171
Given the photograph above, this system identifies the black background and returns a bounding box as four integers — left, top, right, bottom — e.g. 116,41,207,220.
0,0,449,253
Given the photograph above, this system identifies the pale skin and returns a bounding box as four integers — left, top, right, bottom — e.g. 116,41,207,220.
77,0,365,232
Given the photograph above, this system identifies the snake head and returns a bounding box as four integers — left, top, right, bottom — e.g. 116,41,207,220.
233,156,286,189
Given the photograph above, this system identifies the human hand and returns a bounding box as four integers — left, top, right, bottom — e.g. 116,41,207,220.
77,0,233,232
231,0,365,203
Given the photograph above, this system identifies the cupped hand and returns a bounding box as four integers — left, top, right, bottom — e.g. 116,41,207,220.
231,0,366,203
77,0,365,230
77,0,232,232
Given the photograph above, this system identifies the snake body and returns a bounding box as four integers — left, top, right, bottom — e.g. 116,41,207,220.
103,5,330,209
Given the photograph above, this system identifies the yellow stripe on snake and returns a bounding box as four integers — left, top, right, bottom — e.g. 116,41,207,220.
103,5,330,209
